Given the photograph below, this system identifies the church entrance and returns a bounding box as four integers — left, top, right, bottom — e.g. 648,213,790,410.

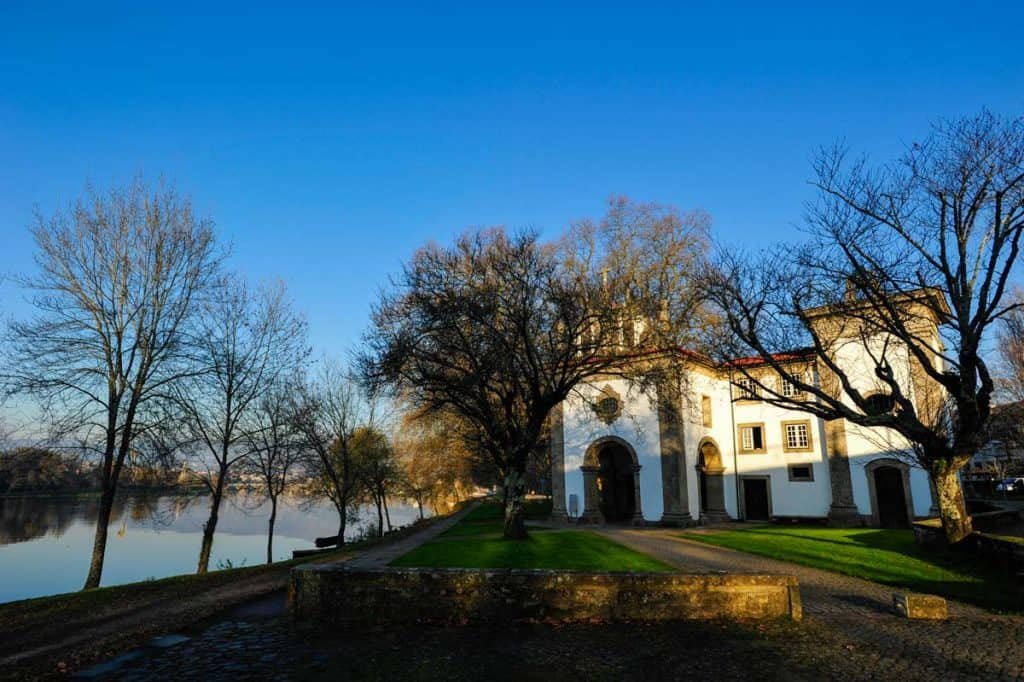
874,466,909,528
596,442,637,523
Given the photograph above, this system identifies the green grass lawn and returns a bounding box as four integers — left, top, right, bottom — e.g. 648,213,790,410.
392,500,674,572
683,525,1021,612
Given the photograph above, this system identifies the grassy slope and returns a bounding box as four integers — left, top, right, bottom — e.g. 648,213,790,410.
392,500,675,572
683,525,1020,612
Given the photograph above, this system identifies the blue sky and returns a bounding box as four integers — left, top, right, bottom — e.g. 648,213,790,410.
1,1,1022,357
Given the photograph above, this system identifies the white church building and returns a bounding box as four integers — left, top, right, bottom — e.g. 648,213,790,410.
548,295,941,528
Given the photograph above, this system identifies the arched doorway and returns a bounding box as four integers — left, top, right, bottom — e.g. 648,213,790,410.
581,437,642,524
866,459,914,528
696,438,729,522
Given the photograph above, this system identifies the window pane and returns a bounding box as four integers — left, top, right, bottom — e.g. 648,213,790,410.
786,423,808,449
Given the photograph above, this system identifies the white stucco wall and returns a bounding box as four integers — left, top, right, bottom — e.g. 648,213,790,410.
553,326,937,524
831,333,935,518
560,378,664,522
728,396,833,519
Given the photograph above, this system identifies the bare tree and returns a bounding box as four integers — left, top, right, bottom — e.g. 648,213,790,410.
241,382,306,564
705,110,1024,543
363,202,708,539
997,294,1024,404
175,276,308,573
292,360,379,547
1,179,220,588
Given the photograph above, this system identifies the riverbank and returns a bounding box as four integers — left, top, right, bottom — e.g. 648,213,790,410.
0,511,451,680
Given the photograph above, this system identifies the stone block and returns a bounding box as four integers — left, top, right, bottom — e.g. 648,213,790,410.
893,592,947,619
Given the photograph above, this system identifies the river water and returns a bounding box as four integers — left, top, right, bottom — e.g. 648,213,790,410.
0,491,425,604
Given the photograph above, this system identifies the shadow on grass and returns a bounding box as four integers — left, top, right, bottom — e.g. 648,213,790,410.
686,525,1022,613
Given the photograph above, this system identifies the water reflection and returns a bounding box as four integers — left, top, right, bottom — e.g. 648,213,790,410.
0,492,426,604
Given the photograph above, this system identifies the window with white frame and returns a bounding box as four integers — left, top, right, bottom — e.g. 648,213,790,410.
734,377,759,400
782,373,804,397
739,424,765,452
783,421,810,451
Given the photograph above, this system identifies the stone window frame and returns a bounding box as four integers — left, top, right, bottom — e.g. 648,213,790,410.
737,422,767,454
781,419,813,453
733,377,761,402
787,463,815,482
781,373,805,398
701,394,713,428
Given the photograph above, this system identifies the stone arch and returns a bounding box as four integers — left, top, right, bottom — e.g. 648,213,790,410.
583,435,640,468
580,436,643,524
864,457,915,528
697,437,724,470
695,437,729,522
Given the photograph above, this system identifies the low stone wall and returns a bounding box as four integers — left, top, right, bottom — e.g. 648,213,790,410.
289,566,802,625
913,520,1024,590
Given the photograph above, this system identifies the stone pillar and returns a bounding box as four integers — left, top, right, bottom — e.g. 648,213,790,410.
631,465,645,526
548,404,569,524
700,467,731,524
657,377,692,526
580,466,604,524
824,419,861,526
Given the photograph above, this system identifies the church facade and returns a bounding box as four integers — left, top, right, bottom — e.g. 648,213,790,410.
548,301,942,528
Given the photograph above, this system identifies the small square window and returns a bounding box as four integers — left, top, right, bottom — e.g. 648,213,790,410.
788,464,814,482
782,374,804,397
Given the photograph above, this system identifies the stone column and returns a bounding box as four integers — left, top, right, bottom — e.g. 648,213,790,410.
657,377,692,526
580,466,603,524
824,419,861,526
700,467,731,523
631,465,645,526
548,403,569,524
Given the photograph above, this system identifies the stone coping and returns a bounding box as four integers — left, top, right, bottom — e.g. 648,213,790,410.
288,566,802,624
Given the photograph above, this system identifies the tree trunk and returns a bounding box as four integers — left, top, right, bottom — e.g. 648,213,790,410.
933,465,973,544
83,484,117,589
336,504,347,548
375,495,384,538
197,474,227,573
266,495,277,565
382,489,391,531
503,470,528,540
417,498,424,520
